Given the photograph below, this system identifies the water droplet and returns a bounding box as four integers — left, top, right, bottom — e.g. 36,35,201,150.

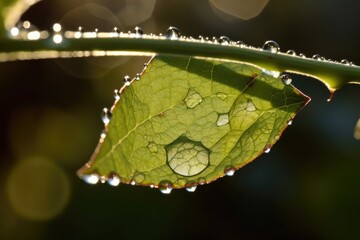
264,147,271,153
262,40,280,53
114,89,120,101
133,172,145,184
341,59,350,65
52,23,62,32
135,73,141,81
216,114,229,126
82,172,100,184
299,53,306,58
185,185,197,192
280,73,292,85
158,180,173,194
10,27,19,37
312,54,322,60
147,142,158,153
75,26,83,38
107,172,121,186
100,130,107,139
216,92,228,100
287,119,293,125
218,36,230,45
165,26,181,40
101,108,112,125
236,41,245,47
143,62,148,69
100,175,107,183
130,180,136,185
184,89,203,109
52,34,63,44
166,138,210,176
113,27,120,34
198,177,206,185
246,99,256,112
286,50,296,56
224,166,236,176
123,75,131,86
262,69,280,78
133,26,143,37
27,31,41,40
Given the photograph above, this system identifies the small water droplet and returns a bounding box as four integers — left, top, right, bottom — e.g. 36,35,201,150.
165,26,181,40
52,34,63,44
224,166,236,176
341,59,350,65
130,180,136,185
100,175,107,183
287,119,293,125
143,62,148,69
135,73,141,81
216,114,229,126
158,180,173,194
114,89,120,101
53,23,62,32
185,185,197,192
312,54,322,60
262,40,280,53
75,26,83,38
166,138,210,176
10,27,19,37
246,99,256,112
299,53,306,58
134,172,145,184
216,92,228,100
133,26,143,37
94,28,99,37
83,172,100,184
198,177,206,185
123,75,131,86
280,73,292,85
23,21,31,29
184,89,203,109
236,41,245,47
107,172,121,186
100,130,107,139
264,147,271,153
147,142,158,153
101,108,112,125
218,36,230,45
286,50,296,56
113,27,120,34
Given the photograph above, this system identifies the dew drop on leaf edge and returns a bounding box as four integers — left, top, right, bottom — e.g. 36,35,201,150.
262,40,280,53
158,180,173,194
165,26,181,40
101,108,112,125
107,172,121,186
280,73,292,85
185,185,197,192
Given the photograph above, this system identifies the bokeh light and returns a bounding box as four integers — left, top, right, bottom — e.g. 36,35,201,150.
6,157,71,221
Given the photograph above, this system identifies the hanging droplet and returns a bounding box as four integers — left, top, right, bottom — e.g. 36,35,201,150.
198,177,206,185
135,73,141,81
82,172,100,184
130,180,136,185
262,40,280,53
123,75,131,86
312,54,322,60
107,172,121,186
287,119,293,125
184,89,203,109
165,26,181,40
166,138,210,176
264,146,271,153
286,50,296,56
133,26,143,37
280,73,292,85
101,108,112,125
185,185,197,192
341,59,350,65
224,166,236,176
158,180,173,194
114,89,121,101
218,36,230,45
216,114,229,126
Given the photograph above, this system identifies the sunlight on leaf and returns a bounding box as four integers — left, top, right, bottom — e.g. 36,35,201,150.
78,55,310,192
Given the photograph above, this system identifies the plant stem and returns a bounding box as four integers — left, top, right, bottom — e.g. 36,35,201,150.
0,36,360,92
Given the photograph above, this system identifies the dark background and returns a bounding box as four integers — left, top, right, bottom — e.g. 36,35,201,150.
0,0,359,239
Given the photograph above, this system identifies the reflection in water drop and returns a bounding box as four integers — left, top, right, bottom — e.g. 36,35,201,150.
158,180,173,194
107,172,121,186
165,26,181,40
262,40,280,53
216,114,229,126
166,139,210,176
224,166,236,176
185,185,197,192
184,89,203,109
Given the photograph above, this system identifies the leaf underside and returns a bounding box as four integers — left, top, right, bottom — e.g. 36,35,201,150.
78,55,310,190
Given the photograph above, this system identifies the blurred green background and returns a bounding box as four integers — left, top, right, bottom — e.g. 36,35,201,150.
0,0,360,239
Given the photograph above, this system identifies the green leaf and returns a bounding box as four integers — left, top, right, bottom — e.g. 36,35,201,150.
77,55,310,192
0,0,40,37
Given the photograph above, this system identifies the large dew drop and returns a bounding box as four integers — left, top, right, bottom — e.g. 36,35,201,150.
165,26,181,40
184,89,203,109
158,180,173,194
262,40,280,53
166,138,210,176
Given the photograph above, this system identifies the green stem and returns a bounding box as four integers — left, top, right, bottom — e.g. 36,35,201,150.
0,36,360,91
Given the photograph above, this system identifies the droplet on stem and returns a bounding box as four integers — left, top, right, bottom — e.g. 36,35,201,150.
133,26,143,37
185,185,197,192
158,180,173,194
165,26,181,40
262,40,280,53
82,172,100,185
114,89,120,101
107,172,121,186
123,75,131,86
218,36,230,45
286,50,296,56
